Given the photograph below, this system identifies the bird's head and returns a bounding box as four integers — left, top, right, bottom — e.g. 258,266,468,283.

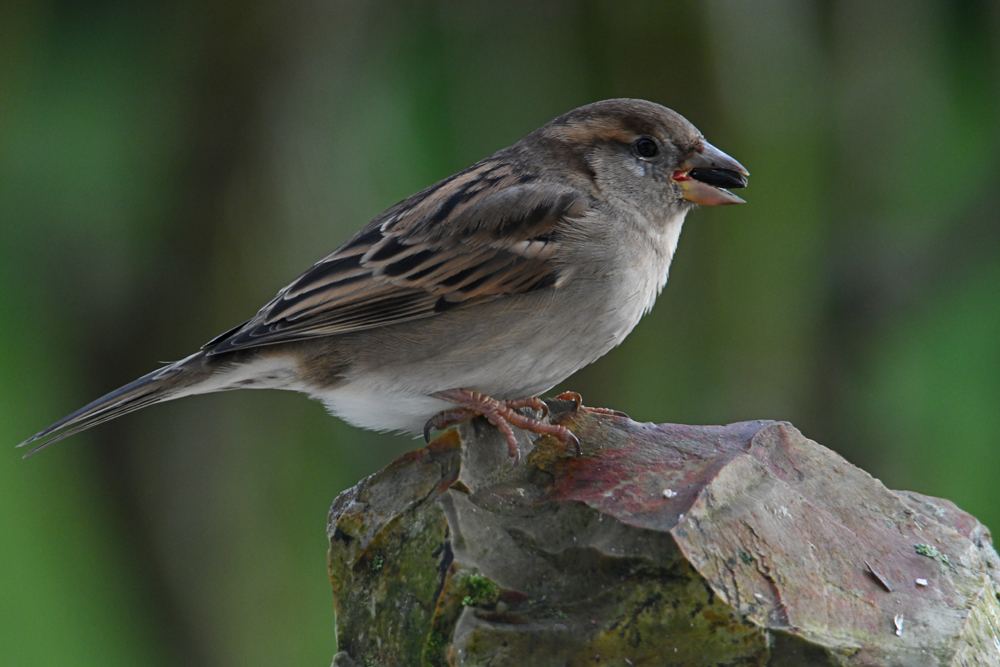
536,99,748,213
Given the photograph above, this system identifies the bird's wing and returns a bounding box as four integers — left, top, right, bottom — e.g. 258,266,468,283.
205,160,591,355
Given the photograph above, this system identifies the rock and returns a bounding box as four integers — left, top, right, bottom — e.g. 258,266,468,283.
327,399,1000,666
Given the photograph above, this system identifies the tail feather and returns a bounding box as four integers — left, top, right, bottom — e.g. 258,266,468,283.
18,358,204,457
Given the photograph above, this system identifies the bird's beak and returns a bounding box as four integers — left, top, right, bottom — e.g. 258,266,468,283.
672,141,749,206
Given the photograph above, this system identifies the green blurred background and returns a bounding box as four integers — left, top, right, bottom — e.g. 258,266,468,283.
2,1,999,664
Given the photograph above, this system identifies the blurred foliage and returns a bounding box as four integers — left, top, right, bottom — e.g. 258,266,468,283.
1,1,998,665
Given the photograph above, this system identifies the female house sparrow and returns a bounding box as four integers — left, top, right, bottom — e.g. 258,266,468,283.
20,99,747,461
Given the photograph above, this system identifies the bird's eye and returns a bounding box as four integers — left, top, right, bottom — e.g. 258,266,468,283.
634,138,658,158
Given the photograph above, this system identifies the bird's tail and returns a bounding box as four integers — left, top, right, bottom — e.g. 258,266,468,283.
17,352,216,457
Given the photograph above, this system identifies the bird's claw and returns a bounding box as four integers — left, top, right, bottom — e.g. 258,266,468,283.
427,389,579,464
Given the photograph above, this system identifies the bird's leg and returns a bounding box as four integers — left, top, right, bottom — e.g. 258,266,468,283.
423,398,549,441
553,391,630,419
426,389,579,464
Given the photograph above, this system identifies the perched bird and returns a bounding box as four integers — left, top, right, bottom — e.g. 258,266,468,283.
19,99,747,462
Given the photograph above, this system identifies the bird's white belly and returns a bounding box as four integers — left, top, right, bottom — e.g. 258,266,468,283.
313,385,453,434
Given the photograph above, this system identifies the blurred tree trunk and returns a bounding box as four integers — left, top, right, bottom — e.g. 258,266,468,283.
329,399,1000,666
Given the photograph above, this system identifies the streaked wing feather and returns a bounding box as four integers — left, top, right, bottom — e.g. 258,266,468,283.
206,159,590,355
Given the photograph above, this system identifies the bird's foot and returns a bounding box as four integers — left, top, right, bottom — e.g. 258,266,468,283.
553,391,630,419
425,389,579,465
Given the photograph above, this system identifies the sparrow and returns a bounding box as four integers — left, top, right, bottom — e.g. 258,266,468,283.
19,99,747,462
